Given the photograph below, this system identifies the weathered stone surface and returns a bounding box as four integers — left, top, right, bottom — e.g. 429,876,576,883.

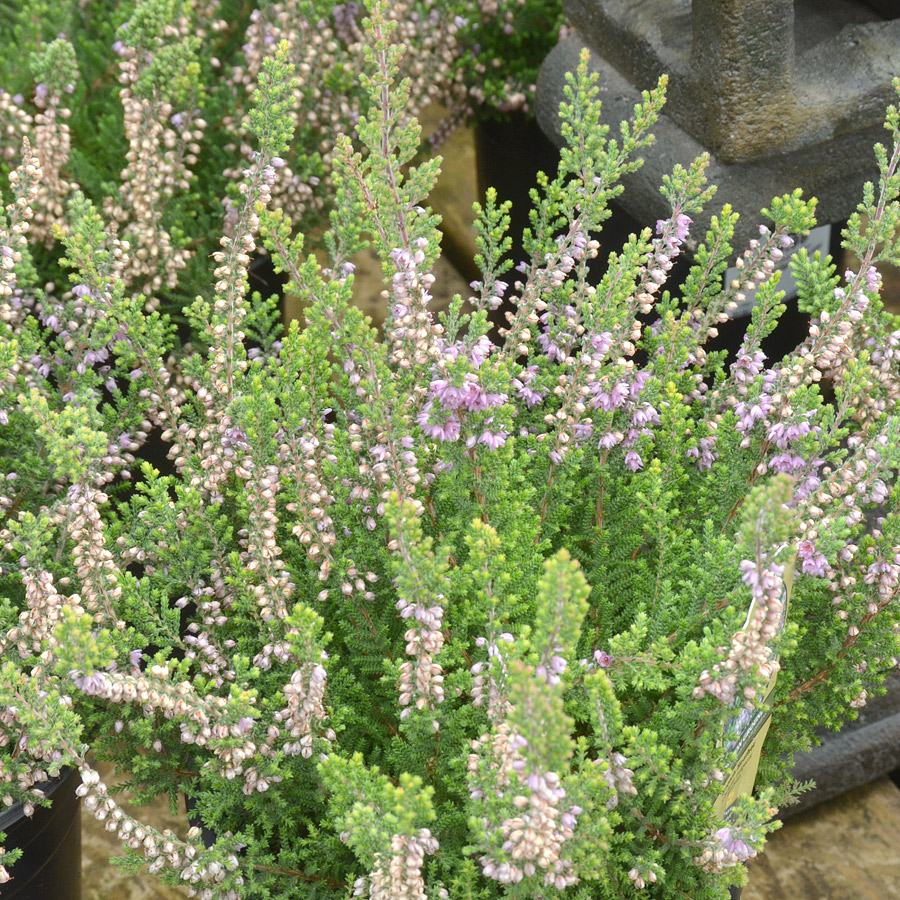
537,1,900,250
744,776,900,900
536,32,888,253
689,0,797,162
560,0,900,163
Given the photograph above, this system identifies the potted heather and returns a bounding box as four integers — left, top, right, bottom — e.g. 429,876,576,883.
1,4,900,899
0,0,563,317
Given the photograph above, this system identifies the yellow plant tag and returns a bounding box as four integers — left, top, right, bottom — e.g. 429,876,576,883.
714,557,796,818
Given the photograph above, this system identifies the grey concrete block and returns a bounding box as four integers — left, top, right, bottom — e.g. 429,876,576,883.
560,0,900,164
537,2,900,251
536,32,886,253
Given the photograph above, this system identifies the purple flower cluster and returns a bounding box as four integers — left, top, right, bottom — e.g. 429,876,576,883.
864,554,900,602
418,336,510,450
583,370,657,469
714,826,753,861
578,649,613,672
535,652,567,685
797,540,828,578
657,212,692,250
537,303,577,363
70,671,110,695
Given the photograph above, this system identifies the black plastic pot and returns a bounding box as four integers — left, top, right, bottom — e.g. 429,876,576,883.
0,769,81,900
183,792,217,850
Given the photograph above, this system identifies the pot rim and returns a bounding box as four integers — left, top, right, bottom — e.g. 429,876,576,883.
0,768,74,833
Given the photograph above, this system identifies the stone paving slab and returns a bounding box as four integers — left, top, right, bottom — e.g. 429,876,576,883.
744,775,900,900
82,761,188,900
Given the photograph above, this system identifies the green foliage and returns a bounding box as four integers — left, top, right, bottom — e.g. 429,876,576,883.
0,6,899,900
29,37,80,95
0,0,564,322
247,40,298,159
19,389,108,482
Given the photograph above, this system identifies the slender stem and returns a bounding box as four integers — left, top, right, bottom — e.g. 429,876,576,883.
252,862,347,889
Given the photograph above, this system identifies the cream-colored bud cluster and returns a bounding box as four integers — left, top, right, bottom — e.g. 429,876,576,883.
603,751,637,810
0,748,60,851
794,274,882,402
695,562,784,706
864,325,900,415
184,610,235,688
470,631,513,724
188,724,279,796
68,487,127,629
820,537,900,665
769,267,892,432
5,569,82,660
104,25,202,307
280,425,338,580
542,280,611,466
632,232,679,318
222,4,334,223
693,844,753,874
99,423,142,484
0,501,71,658
206,160,273,399
237,461,293,623
396,599,445,720
176,409,238,503
390,5,468,115
724,228,789,316
69,663,262,792
76,765,243,898
158,416,194,476
386,241,441,378
489,771,579,890
467,722,518,799
0,92,32,163
693,825,758,874
792,432,892,547
627,863,660,889
30,91,77,246
225,1,468,234
500,222,600,359
0,735,55,796
272,657,331,758
0,143,42,303
361,829,439,900
345,397,423,516
469,724,579,888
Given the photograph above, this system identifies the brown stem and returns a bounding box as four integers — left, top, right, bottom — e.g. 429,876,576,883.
252,863,347,889
776,594,893,706
594,449,610,533
444,627,472,668
724,439,770,526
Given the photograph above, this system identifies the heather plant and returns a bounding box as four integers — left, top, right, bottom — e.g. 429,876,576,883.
1,4,900,900
0,0,563,313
